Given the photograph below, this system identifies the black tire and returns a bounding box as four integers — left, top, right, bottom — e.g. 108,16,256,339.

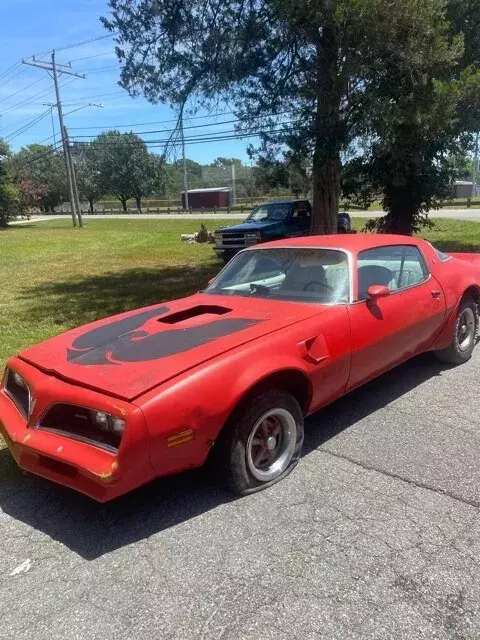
211,389,304,495
435,296,478,365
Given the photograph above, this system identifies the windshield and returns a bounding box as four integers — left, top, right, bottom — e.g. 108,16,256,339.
206,248,350,304
246,202,292,222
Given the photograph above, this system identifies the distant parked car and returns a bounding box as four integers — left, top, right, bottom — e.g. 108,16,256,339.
213,199,352,262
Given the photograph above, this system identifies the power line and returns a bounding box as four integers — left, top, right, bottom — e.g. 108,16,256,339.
0,61,22,80
61,90,126,105
31,33,117,59
0,67,27,87
71,126,292,149
0,77,75,117
1,75,47,104
0,111,46,135
68,50,116,63
70,114,294,139
56,33,115,52
69,111,234,130
67,109,293,132
4,109,51,142
78,64,119,75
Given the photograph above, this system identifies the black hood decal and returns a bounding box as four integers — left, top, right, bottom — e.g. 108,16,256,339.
67,306,261,365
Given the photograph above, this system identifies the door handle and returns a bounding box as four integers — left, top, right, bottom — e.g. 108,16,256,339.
431,290,442,299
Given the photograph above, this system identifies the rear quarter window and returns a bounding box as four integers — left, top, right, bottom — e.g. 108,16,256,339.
433,247,451,262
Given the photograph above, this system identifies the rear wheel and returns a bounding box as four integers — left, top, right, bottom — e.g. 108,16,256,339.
435,297,478,365
212,389,304,495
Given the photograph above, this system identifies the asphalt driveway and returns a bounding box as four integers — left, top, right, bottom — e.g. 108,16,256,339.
1,349,480,639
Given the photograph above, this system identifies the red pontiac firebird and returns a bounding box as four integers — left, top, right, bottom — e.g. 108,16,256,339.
1,234,479,501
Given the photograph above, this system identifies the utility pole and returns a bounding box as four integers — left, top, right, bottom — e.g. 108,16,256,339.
472,132,479,201
231,162,236,207
64,125,83,227
180,112,189,211
22,52,85,227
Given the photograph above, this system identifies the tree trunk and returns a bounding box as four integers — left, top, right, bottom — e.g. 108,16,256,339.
119,196,128,212
310,27,342,235
383,142,422,235
88,198,94,214
311,154,341,235
135,196,142,212
384,189,416,235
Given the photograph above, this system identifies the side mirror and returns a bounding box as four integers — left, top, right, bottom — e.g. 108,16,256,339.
367,284,390,305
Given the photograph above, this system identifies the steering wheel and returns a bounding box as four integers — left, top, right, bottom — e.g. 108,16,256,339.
303,281,333,292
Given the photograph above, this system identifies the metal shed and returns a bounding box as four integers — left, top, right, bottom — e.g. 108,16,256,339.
181,187,231,209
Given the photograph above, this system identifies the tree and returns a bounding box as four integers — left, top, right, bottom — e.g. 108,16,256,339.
0,140,18,227
343,1,480,233
449,152,474,181
71,144,104,213
103,0,431,234
9,144,67,212
91,131,157,211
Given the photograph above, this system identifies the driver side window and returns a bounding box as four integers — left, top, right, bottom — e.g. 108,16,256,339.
357,245,429,300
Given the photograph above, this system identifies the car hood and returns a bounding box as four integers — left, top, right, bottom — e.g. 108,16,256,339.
216,220,284,233
19,293,326,400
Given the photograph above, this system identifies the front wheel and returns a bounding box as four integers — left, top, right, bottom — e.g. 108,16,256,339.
435,297,478,365
212,389,304,495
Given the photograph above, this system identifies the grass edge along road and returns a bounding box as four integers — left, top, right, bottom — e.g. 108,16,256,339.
1,216,480,371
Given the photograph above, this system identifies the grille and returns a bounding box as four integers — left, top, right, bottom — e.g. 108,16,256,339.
4,369,30,418
216,232,246,247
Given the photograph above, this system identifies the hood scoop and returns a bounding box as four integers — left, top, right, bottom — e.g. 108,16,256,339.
158,305,232,325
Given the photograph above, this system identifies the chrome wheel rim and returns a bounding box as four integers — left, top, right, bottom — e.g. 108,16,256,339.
246,408,297,482
457,307,476,352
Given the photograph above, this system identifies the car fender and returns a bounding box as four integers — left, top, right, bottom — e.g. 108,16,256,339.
138,337,317,474
432,281,480,350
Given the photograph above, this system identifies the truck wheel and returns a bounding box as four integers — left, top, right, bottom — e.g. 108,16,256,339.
212,389,304,495
435,297,478,365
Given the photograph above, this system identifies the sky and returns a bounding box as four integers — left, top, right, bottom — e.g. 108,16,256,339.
0,0,255,163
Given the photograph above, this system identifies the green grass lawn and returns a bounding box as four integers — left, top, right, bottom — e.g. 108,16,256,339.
1,216,480,372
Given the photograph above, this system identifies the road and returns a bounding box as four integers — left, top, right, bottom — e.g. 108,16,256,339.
1,348,480,639
9,209,480,223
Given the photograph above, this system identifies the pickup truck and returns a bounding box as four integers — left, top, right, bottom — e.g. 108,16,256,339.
213,199,352,263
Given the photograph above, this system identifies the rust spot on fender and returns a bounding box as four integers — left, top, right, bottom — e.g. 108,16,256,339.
88,460,119,483
112,406,127,417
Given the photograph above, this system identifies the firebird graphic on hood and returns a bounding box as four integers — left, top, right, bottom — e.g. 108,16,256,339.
19,294,325,399
66,305,261,365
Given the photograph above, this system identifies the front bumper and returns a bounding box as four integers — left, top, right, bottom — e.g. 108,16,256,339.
0,358,155,502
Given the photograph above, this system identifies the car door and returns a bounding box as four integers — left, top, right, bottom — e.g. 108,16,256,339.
346,244,447,391
287,202,311,237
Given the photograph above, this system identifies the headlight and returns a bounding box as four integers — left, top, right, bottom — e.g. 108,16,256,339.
4,368,31,418
91,410,126,437
245,232,261,244
13,371,28,390
38,404,126,452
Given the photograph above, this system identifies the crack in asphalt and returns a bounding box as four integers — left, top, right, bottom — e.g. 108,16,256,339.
316,447,480,511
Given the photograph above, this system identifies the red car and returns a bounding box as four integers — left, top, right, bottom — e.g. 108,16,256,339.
1,235,479,501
